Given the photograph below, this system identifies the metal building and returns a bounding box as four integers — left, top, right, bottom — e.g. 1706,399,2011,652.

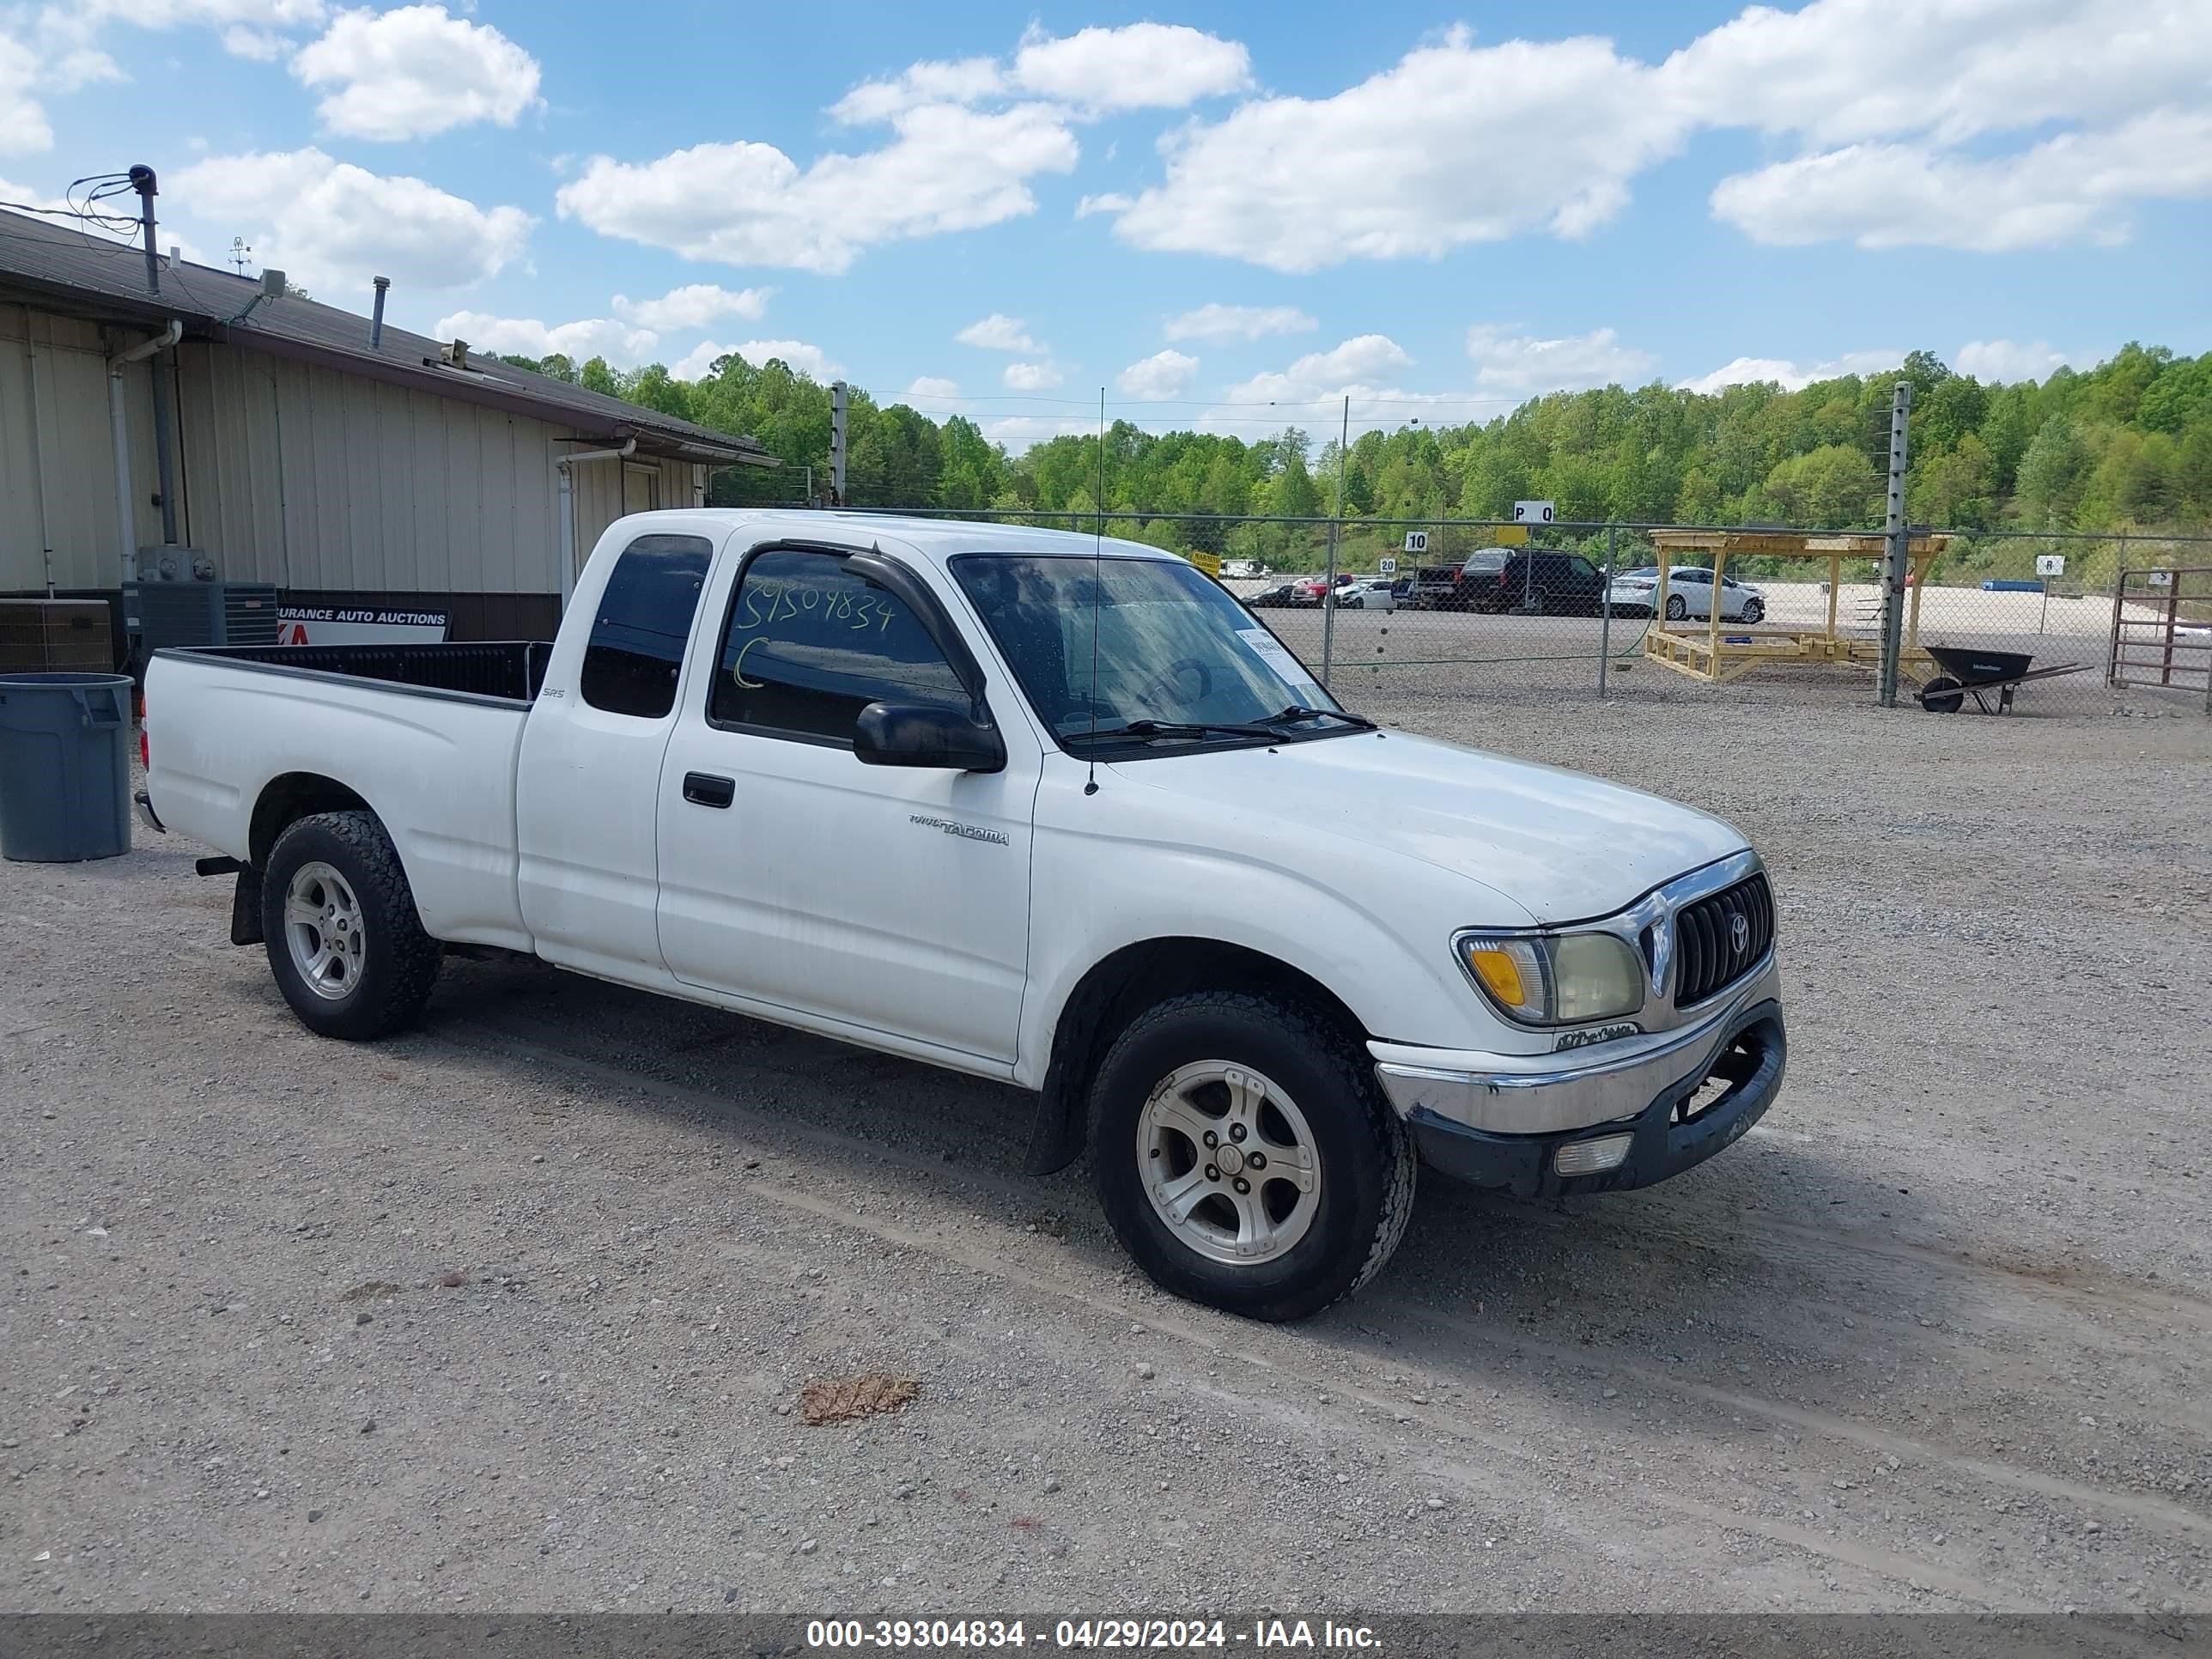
0,204,771,653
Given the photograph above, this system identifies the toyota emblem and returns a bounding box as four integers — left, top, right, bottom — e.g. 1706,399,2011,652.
1729,912,1751,954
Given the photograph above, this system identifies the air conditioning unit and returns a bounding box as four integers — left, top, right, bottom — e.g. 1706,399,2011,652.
125,580,283,651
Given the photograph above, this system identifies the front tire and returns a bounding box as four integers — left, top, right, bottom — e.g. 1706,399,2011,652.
262,811,441,1040
1741,598,1765,623
1089,991,1414,1322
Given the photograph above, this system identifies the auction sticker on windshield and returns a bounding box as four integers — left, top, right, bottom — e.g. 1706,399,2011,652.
1236,627,1324,700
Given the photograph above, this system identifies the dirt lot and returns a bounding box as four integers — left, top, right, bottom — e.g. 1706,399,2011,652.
4,681,2209,1617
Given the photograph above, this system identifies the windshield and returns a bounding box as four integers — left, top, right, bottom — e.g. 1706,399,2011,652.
951,554,1350,748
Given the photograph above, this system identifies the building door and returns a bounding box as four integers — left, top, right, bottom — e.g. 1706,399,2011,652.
623,462,659,516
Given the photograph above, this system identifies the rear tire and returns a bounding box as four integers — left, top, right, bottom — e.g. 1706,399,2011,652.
1664,593,1687,621
261,811,441,1040
1089,991,1414,1322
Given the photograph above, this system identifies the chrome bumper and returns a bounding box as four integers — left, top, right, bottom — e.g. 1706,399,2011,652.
1370,954,1782,1136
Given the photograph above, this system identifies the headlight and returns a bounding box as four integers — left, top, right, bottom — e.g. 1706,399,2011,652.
1455,930,1646,1026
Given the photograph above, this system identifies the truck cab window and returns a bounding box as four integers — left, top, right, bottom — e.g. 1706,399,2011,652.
709,549,964,743
579,533,713,718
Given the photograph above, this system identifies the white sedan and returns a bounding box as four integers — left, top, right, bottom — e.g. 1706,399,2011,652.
1606,566,1766,623
1336,577,1398,611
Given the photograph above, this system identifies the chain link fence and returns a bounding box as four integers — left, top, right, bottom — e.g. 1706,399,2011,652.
856,508,2212,718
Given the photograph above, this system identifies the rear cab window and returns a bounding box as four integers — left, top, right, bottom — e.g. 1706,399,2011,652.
580,533,713,718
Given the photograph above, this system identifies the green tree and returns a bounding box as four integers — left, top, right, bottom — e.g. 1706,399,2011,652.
2014,416,2093,529
1759,444,1880,527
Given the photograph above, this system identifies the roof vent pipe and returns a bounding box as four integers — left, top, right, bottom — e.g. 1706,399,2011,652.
370,275,389,347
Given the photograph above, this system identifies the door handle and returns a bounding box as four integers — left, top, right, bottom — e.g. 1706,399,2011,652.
683,771,735,809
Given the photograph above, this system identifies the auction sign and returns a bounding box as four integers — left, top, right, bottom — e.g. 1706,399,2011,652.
276,604,451,646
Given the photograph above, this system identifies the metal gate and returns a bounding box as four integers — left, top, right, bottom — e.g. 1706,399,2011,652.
2109,567,2212,707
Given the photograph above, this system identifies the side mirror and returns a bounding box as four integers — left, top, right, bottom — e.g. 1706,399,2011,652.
854,701,1006,773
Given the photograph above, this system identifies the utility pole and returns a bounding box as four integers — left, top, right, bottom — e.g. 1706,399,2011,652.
829,380,848,507
129,163,179,551
1321,393,1348,689
1877,380,1913,708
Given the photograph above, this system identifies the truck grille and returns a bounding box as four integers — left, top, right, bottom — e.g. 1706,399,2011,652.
1670,872,1773,1008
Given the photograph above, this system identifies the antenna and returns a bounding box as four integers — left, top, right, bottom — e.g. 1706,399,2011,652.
1083,386,1104,796
228,236,252,275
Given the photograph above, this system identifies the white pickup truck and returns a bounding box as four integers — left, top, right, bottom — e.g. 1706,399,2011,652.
141,511,1785,1321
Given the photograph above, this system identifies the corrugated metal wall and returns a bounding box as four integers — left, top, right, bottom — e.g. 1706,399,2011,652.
1,304,161,592
2,301,707,600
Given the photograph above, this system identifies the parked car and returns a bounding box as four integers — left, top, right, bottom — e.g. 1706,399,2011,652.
1405,551,1506,611
1290,573,1358,605
1338,577,1397,611
1608,566,1767,623
1245,581,1297,609
141,511,1787,1323
1490,550,1608,615
1222,559,1270,580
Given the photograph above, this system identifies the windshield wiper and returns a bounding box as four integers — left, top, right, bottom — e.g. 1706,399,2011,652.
1266,704,1376,731
1068,717,1280,745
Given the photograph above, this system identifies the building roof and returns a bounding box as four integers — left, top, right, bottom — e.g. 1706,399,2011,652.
0,206,771,467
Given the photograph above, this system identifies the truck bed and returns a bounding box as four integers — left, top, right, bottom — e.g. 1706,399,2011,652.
166,640,553,704
144,642,543,951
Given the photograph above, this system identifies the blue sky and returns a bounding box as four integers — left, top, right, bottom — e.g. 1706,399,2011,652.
4,0,2208,447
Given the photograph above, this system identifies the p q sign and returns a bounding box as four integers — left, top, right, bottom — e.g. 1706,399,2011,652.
1513,500,1556,525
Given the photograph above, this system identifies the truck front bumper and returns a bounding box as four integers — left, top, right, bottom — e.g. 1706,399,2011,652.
1370,957,1784,1199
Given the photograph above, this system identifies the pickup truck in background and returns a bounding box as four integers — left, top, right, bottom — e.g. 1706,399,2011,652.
141,511,1786,1322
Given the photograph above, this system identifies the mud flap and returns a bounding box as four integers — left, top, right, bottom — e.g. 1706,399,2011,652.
230,866,265,946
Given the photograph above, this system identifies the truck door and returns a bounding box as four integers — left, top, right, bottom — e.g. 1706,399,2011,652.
653,544,1037,1067
517,530,712,982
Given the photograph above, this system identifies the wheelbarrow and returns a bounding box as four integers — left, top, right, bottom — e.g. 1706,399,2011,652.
1917,645,2085,714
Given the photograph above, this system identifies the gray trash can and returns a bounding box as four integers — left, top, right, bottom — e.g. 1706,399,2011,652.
0,672,135,862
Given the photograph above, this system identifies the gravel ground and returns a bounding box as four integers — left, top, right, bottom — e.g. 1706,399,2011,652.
3,684,2209,1617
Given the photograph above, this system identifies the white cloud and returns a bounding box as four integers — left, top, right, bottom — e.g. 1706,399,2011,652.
1164,303,1316,344
1008,22,1249,114
430,309,658,368
76,1,325,23
830,56,1003,125
291,4,541,142
1105,26,1679,272
1004,361,1064,392
1467,325,1656,392
556,104,1078,276
1091,3,2212,267
173,149,532,293
1675,349,1902,394
981,414,1099,452
220,23,285,58
0,33,52,153
611,283,771,331
902,376,962,401
1116,349,1199,399
1659,0,2212,149
1955,339,2076,383
731,338,841,379
1289,335,1414,385
831,23,1249,125
956,313,1040,352
1710,111,2212,251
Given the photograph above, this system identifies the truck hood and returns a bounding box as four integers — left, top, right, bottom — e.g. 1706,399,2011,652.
1110,729,1747,924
